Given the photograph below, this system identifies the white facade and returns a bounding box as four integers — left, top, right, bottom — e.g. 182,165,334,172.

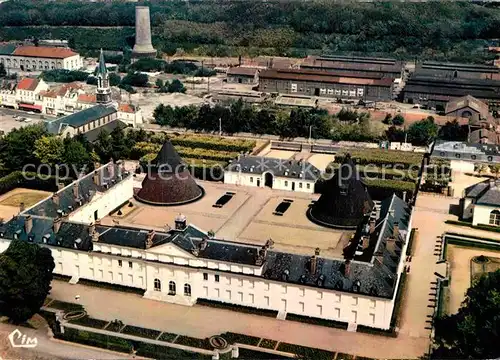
0,53,82,72
118,107,143,128
224,170,315,193
0,234,398,329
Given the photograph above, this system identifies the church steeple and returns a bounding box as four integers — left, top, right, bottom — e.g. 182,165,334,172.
96,49,112,105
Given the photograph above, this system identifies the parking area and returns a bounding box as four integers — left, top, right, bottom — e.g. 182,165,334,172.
0,107,45,133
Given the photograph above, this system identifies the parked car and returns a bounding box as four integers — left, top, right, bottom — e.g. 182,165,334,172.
27,111,35,115
23,118,32,123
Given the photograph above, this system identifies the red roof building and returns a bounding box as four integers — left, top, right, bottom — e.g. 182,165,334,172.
17,77,41,91
13,46,78,59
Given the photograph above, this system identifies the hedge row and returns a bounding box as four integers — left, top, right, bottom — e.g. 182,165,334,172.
277,342,335,360
196,298,278,318
334,149,423,169
132,142,237,162
0,171,64,196
149,133,255,152
285,313,348,330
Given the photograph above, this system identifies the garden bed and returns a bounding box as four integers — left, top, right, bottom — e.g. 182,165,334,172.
259,338,277,349
121,325,162,339
46,300,84,312
285,313,348,330
68,316,108,330
174,335,213,350
197,299,278,318
277,342,335,360
221,332,260,346
158,332,178,342
238,348,291,359
135,342,211,359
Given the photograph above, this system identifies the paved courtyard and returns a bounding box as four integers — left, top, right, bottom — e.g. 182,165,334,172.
0,188,52,221
104,180,343,257
49,280,428,359
307,153,336,172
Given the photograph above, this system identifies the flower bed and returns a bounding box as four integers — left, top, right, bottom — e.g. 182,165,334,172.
277,342,335,360
259,338,277,349
58,327,132,353
69,315,108,330
158,332,177,342
174,335,213,350
121,325,162,340
47,300,84,312
135,342,211,359
238,348,291,359
221,332,260,346
197,298,278,318
285,313,348,330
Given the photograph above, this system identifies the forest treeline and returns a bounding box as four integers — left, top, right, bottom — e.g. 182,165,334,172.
0,1,499,62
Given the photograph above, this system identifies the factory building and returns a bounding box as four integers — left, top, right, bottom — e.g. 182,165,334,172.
0,44,82,72
301,55,404,79
259,68,393,102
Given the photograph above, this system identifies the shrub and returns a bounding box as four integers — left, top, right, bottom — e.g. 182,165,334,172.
174,335,212,350
285,313,348,330
158,332,177,342
221,332,260,346
59,327,132,353
334,149,423,169
392,114,405,126
0,171,62,196
135,342,211,359
122,325,161,339
259,338,277,349
277,342,335,360
196,299,278,318
47,300,84,312
69,316,108,329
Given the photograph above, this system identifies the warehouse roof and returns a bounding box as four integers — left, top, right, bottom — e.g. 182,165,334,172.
227,66,259,77
0,43,16,55
302,58,401,75
445,95,490,117
12,46,78,59
260,68,393,86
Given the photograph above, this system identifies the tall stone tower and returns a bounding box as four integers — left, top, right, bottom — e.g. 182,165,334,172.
96,49,112,105
132,6,157,59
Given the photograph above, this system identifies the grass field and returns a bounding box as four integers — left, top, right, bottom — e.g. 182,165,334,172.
0,189,51,208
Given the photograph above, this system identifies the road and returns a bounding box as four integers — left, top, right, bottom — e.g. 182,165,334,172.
0,322,140,360
0,107,51,121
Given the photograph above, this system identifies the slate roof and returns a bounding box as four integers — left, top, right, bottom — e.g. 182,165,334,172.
98,49,107,76
432,140,500,163
309,155,374,228
25,162,129,218
84,120,126,143
464,179,500,206
469,129,500,145
153,141,184,171
45,104,117,134
264,194,409,298
0,43,16,55
226,156,320,181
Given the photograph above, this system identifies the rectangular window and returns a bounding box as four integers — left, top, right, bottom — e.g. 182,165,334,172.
98,270,103,279
128,274,133,284
334,308,340,318
342,89,348,96
299,183,303,188
264,296,270,306
250,177,253,183
203,273,208,281
357,88,364,96
317,305,323,316
327,89,334,95
306,183,310,189
369,313,375,324
299,302,305,312
317,291,323,300
284,181,288,187
238,292,243,302
108,271,113,281
248,280,254,289
226,290,231,300
214,289,220,297
249,294,254,304
352,297,358,306
334,294,341,303
215,274,220,282
203,286,208,296
118,273,123,282
118,260,122,267
265,283,270,291
282,286,287,294
238,279,243,287
349,90,356,97
320,88,326,95
299,288,305,297
291,83,298,93
351,310,358,323
128,261,133,269
369,300,376,309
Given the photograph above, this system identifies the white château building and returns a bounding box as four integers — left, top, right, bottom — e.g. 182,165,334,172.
0,160,411,331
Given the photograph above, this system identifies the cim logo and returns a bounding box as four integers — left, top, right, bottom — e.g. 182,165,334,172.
8,329,38,348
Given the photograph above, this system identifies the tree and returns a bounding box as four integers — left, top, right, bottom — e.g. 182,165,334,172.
121,72,148,87
407,116,439,146
109,73,121,87
155,78,164,90
490,164,500,178
0,124,48,171
382,113,392,125
439,119,467,141
0,63,6,78
392,114,405,126
63,137,91,175
0,240,55,323
34,136,64,166
433,269,500,359
167,79,186,93
93,130,112,161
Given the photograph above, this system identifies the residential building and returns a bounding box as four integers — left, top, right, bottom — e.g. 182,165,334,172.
0,160,412,331
259,68,393,102
226,67,259,84
462,179,500,226
0,45,82,72
0,80,17,108
224,156,320,193
118,103,143,127
15,77,49,112
431,140,500,173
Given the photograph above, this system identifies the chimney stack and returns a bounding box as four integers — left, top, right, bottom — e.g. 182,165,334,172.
369,219,376,234
93,170,100,186
88,223,95,236
310,255,317,274
393,221,399,239
315,247,320,256
373,250,384,265
53,218,61,234
145,229,155,249
362,235,370,250
199,238,208,251
386,237,397,254
131,6,157,59
174,214,187,230
19,202,25,213
25,215,33,234
52,193,60,207
73,182,79,199
57,182,65,191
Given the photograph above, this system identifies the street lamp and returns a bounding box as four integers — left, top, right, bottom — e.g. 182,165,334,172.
219,117,222,136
